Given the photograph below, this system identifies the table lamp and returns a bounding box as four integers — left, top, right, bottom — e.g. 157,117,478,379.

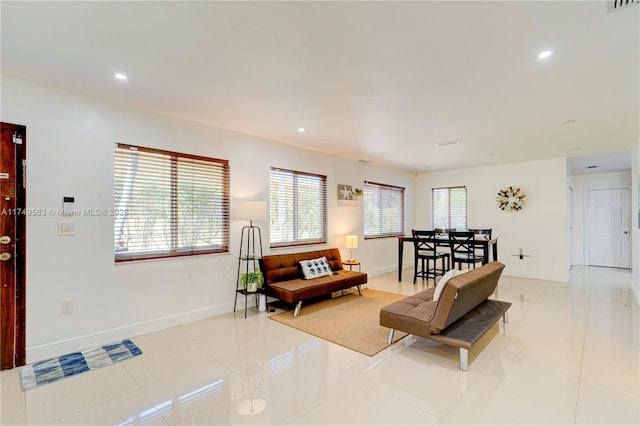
345,235,358,262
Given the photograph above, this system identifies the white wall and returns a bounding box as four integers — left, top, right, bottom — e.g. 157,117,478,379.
416,158,569,282
0,75,415,361
570,171,632,266
632,141,640,307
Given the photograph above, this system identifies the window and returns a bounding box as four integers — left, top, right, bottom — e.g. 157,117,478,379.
364,181,405,238
269,168,327,247
114,144,229,262
432,186,467,230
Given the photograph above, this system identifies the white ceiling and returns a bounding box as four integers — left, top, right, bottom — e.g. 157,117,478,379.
1,1,638,173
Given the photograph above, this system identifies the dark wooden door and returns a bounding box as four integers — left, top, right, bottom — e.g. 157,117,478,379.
1,122,26,370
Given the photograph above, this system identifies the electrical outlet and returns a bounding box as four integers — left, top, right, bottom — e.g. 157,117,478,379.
61,299,73,314
58,222,76,236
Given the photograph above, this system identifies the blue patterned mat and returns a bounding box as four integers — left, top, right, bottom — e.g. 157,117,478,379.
19,339,142,391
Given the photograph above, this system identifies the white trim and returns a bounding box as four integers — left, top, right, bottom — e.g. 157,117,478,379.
365,262,413,278
369,263,570,282
26,302,232,363
503,269,569,283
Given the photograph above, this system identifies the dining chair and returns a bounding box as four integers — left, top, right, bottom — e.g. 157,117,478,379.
468,228,492,257
433,228,454,258
434,227,456,235
449,231,484,270
412,229,450,284
468,228,492,239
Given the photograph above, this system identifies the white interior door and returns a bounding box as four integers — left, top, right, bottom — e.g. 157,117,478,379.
587,188,630,268
568,186,574,266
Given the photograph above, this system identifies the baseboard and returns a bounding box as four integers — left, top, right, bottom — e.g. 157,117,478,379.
366,263,413,277
364,261,569,283
26,302,232,363
503,268,569,283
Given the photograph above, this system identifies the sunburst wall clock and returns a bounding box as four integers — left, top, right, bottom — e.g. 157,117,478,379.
497,186,526,211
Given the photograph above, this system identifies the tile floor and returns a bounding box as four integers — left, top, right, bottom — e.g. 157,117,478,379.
1,266,639,425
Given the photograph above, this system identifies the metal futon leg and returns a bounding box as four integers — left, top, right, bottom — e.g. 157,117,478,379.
459,348,469,371
293,301,302,317
387,329,395,345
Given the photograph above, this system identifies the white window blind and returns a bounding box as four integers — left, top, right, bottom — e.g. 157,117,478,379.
364,181,405,238
432,186,467,230
269,168,327,247
114,144,229,261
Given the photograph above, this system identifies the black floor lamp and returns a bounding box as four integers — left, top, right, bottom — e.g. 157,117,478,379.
233,200,266,318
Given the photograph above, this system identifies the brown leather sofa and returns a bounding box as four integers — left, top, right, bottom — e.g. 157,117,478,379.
261,248,368,317
380,261,511,370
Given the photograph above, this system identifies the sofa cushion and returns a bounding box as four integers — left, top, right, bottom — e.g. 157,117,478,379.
433,269,468,302
300,256,333,279
379,288,436,340
262,248,345,285
430,262,505,334
266,270,367,303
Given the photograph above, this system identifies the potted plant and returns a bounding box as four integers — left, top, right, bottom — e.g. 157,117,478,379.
241,268,264,293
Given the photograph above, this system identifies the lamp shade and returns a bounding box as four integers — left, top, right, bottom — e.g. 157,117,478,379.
235,200,267,221
345,235,358,249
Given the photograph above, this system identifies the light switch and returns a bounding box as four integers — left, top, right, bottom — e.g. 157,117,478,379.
62,196,76,216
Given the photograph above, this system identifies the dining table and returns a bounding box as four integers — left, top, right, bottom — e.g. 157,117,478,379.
397,234,499,281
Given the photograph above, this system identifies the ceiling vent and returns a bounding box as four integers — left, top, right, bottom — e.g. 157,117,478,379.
609,0,639,12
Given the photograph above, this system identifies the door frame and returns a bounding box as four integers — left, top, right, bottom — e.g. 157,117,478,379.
583,184,631,268
1,122,26,369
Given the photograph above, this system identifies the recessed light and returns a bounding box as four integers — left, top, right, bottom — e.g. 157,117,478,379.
562,119,576,125
434,139,460,147
537,50,553,59
297,127,305,133
113,72,128,81
571,147,582,151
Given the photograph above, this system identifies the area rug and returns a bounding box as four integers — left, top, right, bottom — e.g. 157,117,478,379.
269,289,408,356
19,339,142,391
